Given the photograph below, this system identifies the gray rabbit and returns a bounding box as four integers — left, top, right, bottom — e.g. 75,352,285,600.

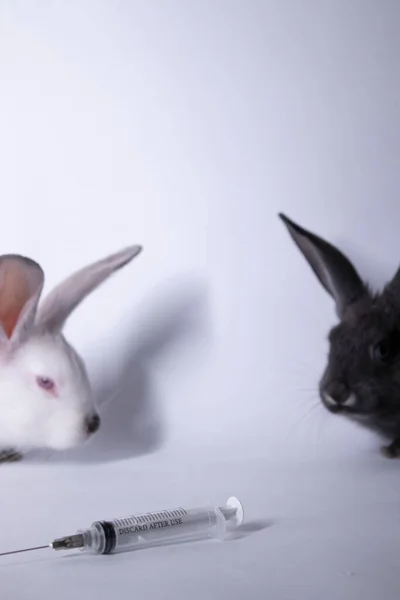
280,213,400,458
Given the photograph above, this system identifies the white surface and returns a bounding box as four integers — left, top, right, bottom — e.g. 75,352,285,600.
2,452,400,599
1,1,400,598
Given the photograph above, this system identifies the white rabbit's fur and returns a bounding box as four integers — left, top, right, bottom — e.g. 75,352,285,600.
0,246,142,453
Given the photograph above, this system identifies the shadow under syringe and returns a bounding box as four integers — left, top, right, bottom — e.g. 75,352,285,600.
27,277,210,465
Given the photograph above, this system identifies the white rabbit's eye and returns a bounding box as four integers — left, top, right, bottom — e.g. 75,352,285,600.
36,376,55,391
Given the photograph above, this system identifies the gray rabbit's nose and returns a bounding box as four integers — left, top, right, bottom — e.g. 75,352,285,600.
323,382,356,410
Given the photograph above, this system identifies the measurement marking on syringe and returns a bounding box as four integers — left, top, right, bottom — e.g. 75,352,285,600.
114,509,188,529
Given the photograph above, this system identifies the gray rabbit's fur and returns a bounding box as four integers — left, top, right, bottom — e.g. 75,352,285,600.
280,213,400,458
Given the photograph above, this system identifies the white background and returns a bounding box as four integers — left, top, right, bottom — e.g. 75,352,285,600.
1,1,400,598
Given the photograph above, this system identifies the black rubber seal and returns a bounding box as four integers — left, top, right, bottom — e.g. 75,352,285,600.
98,521,117,554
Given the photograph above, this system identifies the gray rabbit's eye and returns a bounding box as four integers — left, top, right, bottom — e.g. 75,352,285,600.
372,342,390,362
370,334,399,363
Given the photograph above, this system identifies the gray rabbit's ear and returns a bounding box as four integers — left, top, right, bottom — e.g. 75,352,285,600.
386,267,400,295
0,255,44,344
279,213,367,318
36,245,142,332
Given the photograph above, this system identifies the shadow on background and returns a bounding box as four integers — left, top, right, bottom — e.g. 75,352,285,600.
27,277,210,465
226,519,274,541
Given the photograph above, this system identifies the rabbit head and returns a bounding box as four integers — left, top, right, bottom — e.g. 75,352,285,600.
0,246,142,452
280,213,400,443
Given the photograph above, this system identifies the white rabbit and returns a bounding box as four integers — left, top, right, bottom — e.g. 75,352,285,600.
0,245,142,462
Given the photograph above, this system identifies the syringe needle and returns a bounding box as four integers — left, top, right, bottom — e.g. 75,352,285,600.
0,545,49,557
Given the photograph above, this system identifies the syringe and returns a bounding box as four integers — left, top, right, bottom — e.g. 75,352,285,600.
0,497,244,557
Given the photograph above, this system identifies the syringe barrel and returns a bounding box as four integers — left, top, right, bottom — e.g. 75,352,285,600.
77,497,243,555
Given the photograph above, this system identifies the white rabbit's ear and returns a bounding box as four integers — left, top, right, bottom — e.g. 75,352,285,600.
36,245,142,332
0,255,44,344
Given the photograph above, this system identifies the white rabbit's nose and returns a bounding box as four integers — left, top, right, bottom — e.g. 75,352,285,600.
85,414,101,435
